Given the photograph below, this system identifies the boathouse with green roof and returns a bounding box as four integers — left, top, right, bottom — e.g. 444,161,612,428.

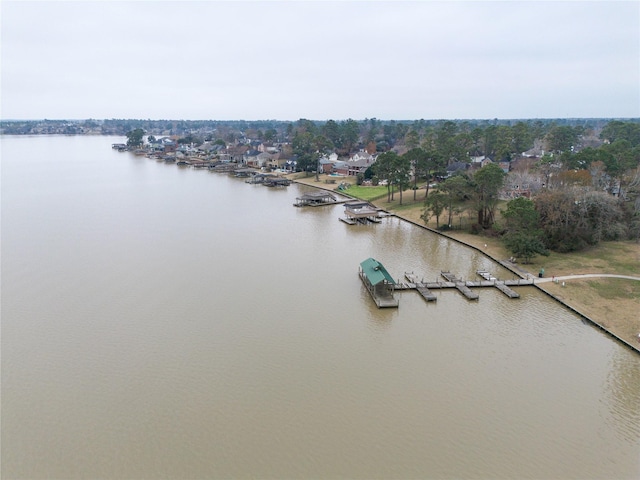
359,258,399,308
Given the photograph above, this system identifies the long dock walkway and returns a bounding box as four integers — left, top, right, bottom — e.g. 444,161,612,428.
396,270,534,302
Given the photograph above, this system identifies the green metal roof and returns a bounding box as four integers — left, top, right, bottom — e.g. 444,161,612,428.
360,258,395,286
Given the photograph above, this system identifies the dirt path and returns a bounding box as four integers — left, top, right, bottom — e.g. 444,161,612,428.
536,274,640,283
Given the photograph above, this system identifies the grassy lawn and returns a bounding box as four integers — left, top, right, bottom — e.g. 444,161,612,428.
586,278,640,300
341,184,388,201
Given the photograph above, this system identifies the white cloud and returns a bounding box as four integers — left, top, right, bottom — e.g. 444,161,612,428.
2,0,638,120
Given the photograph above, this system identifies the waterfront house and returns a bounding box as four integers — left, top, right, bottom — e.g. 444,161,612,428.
266,153,287,170
256,152,273,167
319,157,334,174
346,157,374,176
226,145,249,163
332,161,350,176
243,150,261,167
349,150,374,163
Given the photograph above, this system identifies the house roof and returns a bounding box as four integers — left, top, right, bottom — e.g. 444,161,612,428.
360,258,395,286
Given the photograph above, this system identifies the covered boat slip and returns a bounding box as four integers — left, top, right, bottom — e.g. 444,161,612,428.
359,258,399,308
245,173,290,186
294,191,338,207
341,201,382,224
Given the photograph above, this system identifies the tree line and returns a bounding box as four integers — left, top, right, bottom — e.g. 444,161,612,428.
410,120,640,262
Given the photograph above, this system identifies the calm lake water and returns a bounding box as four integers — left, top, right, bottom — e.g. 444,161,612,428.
2,135,639,479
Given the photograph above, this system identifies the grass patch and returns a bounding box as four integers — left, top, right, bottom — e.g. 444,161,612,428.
342,184,389,201
525,241,640,276
586,279,640,300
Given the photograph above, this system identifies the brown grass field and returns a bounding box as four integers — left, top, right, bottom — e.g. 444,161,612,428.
292,173,640,350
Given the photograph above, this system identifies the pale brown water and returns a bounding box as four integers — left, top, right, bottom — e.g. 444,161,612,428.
2,135,639,479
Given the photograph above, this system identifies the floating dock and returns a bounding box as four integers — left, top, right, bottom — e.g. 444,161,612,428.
394,270,533,304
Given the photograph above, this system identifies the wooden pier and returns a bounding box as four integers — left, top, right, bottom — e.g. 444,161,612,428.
394,270,533,303
360,259,536,308
403,273,438,301
438,272,479,299
476,270,521,298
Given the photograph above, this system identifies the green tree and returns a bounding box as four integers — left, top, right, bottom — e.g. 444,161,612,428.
422,190,447,228
600,120,640,147
340,119,360,154
178,134,203,146
313,134,333,153
404,129,420,150
502,197,549,263
126,128,144,148
292,131,317,176
296,118,317,135
322,120,341,147
512,121,534,154
494,125,514,160
373,151,397,202
473,162,506,229
503,196,539,232
435,120,468,162
263,128,277,142
391,153,412,205
546,125,578,153
503,233,549,264
440,174,470,227
601,140,639,197
403,148,428,200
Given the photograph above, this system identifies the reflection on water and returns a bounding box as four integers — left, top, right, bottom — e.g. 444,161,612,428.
2,135,639,479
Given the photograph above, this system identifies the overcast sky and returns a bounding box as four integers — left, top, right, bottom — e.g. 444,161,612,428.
1,1,639,121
